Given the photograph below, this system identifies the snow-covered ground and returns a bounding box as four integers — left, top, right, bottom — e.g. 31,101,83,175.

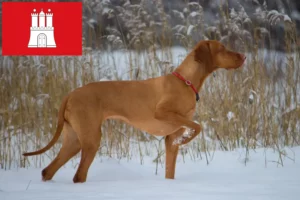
1,147,299,200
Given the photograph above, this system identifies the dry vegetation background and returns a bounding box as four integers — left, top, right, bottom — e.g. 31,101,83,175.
0,0,300,170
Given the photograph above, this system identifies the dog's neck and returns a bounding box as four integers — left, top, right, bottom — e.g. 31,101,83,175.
174,54,212,91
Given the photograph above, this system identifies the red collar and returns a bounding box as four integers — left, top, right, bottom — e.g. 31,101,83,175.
172,71,200,102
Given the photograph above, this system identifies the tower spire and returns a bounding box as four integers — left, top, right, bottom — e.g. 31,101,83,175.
31,8,38,28
46,8,53,27
39,8,45,27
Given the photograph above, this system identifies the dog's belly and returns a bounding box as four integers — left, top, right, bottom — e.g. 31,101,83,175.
134,119,181,136
107,116,180,136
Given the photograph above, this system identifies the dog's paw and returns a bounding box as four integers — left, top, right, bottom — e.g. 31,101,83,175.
182,128,195,138
172,128,195,145
172,137,184,145
41,169,53,181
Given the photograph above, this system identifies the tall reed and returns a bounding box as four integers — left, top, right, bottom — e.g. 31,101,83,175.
0,0,299,169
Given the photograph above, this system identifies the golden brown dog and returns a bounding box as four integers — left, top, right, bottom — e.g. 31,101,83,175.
23,40,246,183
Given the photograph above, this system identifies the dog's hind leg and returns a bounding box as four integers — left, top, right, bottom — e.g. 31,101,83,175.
72,132,101,183
42,122,81,181
71,117,102,183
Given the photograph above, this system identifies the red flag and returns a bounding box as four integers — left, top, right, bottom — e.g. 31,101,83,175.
2,2,82,56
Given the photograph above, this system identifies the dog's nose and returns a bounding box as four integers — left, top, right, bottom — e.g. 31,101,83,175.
239,53,246,61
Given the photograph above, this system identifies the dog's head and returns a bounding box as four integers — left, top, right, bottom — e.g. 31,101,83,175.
194,40,246,72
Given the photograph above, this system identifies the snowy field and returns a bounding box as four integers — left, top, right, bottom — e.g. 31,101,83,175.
1,47,299,200
2,1,300,199
1,147,299,200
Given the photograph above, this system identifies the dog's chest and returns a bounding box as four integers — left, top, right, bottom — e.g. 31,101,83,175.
186,107,196,117
178,104,196,118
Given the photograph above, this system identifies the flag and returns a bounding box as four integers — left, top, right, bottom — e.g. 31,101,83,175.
2,2,82,56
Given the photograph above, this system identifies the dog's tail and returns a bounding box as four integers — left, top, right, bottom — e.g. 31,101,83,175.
23,95,69,156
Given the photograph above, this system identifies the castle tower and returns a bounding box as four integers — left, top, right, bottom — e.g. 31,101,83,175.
46,9,53,27
39,9,45,27
31,9,38,28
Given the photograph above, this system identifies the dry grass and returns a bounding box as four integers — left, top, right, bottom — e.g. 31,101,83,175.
0,0,299,169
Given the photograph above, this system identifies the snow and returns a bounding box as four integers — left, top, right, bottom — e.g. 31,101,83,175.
226,111,234,121
283,14,292,23
1,147,300,200
187,25,194,36
173,128,195,145
189,11,200,18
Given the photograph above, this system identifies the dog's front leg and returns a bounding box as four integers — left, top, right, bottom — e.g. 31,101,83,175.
164,127,201,179
154,109,201,137
164,130,182,179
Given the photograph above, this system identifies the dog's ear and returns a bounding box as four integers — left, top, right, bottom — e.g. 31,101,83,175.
194,42,213,67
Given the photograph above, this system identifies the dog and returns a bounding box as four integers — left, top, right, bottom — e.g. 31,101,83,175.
23,40,246,183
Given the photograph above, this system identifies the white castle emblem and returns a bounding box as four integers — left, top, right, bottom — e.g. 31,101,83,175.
28,8,56,48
